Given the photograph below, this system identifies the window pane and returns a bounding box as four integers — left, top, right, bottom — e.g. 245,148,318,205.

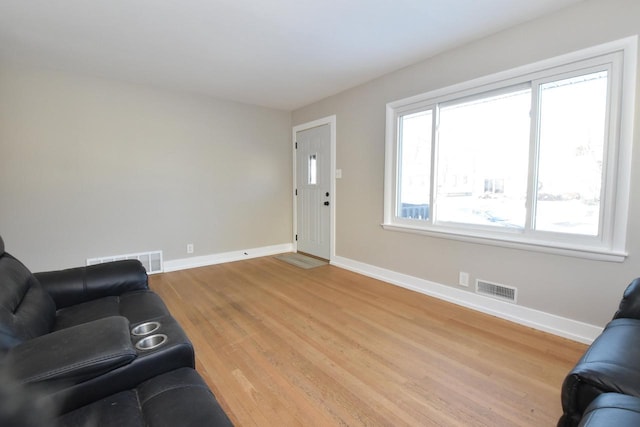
436,88,531,228
308,154,317,185
535,71,608,236
397,110,432,220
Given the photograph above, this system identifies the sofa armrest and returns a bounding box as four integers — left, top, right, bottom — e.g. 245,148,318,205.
34,260,149,309
5,316,136,387
613,278,640,320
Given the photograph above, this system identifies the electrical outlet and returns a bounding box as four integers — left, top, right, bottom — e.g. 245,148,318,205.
186,243,194,254
459,272,469,287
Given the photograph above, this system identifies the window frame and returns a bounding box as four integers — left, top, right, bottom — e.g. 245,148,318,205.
383,37,637,262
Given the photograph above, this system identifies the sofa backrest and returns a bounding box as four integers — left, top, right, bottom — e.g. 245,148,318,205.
0,250,56,354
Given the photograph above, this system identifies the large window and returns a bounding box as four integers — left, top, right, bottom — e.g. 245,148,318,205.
384,38,637,261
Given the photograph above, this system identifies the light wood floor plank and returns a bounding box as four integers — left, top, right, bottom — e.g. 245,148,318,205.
150,256,586,426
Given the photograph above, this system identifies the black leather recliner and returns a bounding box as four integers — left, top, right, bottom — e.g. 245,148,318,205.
0,235,195,410
0,235,232,425
0,236,170,352
559,278,640,426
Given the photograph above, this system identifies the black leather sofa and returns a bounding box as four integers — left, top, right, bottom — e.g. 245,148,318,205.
559,278,640,426
0,235,233,426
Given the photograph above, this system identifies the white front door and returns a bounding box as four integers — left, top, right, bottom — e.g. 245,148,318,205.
296,124,331,259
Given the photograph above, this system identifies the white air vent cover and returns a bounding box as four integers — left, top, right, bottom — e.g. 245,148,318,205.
87,250,163,274
476,279,517,303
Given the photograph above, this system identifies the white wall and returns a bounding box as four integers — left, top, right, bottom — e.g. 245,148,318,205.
292,0,640,328
0,64,292,271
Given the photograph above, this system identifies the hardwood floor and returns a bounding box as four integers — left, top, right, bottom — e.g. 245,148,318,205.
149,255,587,426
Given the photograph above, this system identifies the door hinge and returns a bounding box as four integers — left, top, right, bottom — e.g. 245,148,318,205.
295,142,298,149
295,189,297,196
295,234,298,241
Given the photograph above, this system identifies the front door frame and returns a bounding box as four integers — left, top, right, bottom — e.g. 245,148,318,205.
292,115,336,261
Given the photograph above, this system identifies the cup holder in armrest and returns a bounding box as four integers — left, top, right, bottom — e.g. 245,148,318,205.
131,321,161,336
135,334,168,351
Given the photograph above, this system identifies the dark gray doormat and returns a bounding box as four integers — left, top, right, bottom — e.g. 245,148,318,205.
274,253,328,269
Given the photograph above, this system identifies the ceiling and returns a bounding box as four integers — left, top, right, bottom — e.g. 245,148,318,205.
0,0,584,110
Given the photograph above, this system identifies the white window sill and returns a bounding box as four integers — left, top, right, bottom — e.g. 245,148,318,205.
381,223,627,262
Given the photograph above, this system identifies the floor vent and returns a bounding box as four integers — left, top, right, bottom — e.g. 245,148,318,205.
87,250,163,274
476,279,517,303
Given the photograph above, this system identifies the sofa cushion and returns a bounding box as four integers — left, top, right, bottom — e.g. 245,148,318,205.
55,368,233,427
0,254,56,353
578,393,640,426
54,297,120,330
54,291,169,331
56,389,144,427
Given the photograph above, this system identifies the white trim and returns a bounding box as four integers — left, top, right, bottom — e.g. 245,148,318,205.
381,223,628,262
292,115,337,261
163,243,293,272
331,255,603,344
612,36,637,253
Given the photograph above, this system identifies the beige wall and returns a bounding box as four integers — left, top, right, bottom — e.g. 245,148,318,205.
292,0,640,327
0,64,292,271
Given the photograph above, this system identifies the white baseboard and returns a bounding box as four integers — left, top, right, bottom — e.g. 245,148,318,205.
163,243,293,273
331,255,602,344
